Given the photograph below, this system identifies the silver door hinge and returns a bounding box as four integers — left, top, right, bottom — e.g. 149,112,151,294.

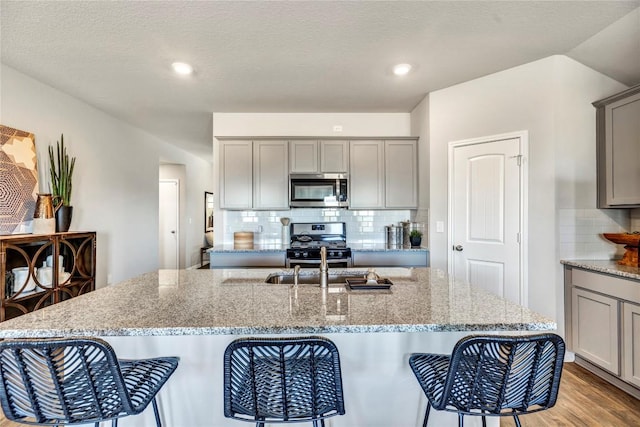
509,154,523,166
517,232,521,244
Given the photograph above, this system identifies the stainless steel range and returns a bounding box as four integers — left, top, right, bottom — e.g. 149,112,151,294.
286,222,352,268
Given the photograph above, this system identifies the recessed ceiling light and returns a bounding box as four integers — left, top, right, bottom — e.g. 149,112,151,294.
393,63,412,76
172,62,194,76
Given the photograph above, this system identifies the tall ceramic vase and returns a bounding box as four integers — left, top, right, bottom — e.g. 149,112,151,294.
56,206,73,232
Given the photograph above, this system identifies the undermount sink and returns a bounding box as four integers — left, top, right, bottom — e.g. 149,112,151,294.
265,271,366,285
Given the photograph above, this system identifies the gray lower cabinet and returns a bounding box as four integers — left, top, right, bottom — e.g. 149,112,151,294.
209,251,285,269
564,266,640,398
623,301,640,388
352,250,429,267
571,287,619,374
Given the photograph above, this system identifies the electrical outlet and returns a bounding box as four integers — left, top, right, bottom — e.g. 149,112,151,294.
333,125,343,132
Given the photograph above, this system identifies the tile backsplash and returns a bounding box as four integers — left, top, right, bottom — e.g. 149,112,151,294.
221,208,427,244
558,208,629,260
630,208,640,231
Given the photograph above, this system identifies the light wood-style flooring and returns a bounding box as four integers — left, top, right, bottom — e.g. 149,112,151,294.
501,362,640,426
0,363,637,426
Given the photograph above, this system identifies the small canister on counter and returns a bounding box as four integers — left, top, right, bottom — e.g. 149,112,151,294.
233,232,254,249
385,225,402,249
399,221,411,248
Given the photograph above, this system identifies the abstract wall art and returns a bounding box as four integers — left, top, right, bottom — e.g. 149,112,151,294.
0,125,38,234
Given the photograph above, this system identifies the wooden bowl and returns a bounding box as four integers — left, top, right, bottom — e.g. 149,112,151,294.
602,233,640,247
602,233,640,266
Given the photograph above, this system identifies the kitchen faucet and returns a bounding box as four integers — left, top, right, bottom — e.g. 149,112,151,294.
293,264,300,287
319,246,329,288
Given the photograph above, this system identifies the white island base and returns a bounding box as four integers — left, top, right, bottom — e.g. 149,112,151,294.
106,331,503,427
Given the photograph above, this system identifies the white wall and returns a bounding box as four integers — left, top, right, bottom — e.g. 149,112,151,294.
213,113,411,137
1,65,212,286
211,112,413,242
425,55,627,334
409,96,430,238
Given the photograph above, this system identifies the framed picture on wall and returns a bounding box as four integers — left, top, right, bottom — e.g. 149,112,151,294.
0,125,38,235
205,191,214,232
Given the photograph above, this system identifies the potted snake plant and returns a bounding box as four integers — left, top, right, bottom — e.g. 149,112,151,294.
49,134,76,232
409,229,423,248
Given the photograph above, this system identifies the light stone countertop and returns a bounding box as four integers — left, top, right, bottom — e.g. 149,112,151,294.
0,267,555,338
208,243,288,252
208,243,429,253
561,259,640,281
348,242,428,251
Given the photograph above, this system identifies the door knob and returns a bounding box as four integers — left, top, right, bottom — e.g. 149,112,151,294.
453,245,463,251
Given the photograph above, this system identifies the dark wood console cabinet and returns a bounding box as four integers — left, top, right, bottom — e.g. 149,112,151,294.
0,232,96,322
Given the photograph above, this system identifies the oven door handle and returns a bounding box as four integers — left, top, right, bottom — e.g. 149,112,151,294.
286,259,353,268
288,258,351,264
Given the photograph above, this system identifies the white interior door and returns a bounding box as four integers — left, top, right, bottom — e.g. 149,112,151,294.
449,134,526,305
159,179,179,269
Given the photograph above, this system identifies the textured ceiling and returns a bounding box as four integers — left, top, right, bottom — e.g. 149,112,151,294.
1,1,639,160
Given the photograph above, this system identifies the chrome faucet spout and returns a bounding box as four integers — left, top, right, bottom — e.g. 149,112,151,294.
293,264,300,287
319,246,329,288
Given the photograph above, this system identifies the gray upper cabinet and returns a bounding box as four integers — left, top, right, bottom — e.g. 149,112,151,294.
219,140,288,210
289,140,348,173
220,141,253,209
385,140,418,209
319,140,349,173
222,137,417,211
350,139,418,209
350,140,385,208
253,141,289,209
289,140,318,173
594,84,640,208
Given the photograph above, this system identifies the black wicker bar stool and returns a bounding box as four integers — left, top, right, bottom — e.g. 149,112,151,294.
224,336,345,427
409,333,565,427
0,337,179,427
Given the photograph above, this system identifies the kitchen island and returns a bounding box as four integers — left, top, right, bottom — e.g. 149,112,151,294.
0,267,555,427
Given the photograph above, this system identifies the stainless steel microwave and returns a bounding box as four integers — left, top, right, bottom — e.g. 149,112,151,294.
289,173,348,208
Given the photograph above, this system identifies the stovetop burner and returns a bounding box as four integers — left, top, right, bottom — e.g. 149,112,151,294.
290,241,347,249
288,222,349,250
286,222,352,267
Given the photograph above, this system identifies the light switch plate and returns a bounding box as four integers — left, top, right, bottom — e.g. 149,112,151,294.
436,221,444,233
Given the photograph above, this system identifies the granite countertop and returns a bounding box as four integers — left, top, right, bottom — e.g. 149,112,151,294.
208,242,429,253
348,243,428,251
208,243,288,252
561,259,640,281
0,267,554,338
